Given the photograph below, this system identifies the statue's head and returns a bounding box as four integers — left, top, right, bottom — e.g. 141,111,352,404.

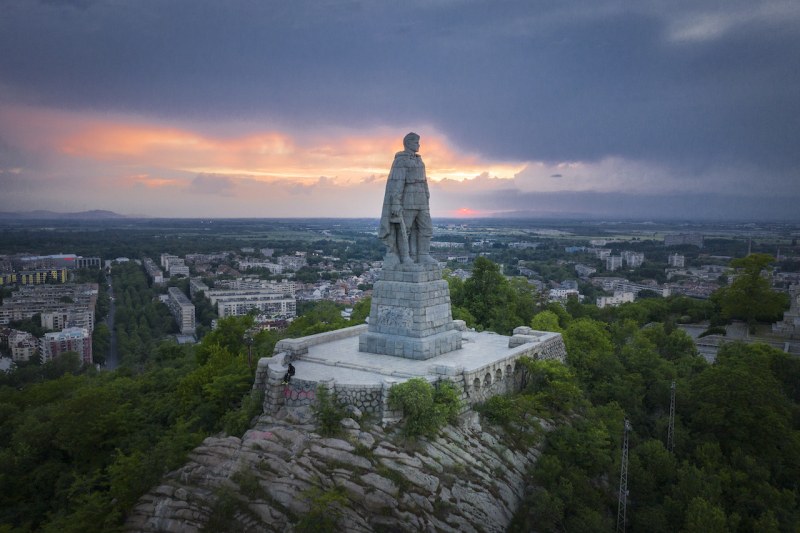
403,132,420,153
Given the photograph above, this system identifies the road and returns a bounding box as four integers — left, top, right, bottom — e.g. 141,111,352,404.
105,275,119,369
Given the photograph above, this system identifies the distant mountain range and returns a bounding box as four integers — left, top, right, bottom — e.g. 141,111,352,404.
0,210,130,220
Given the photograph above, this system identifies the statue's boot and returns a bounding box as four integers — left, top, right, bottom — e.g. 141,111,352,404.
417,236,438,264
397,233,413,264
383,252,401,269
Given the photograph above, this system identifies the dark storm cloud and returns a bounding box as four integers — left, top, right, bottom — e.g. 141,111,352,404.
1,0,798,190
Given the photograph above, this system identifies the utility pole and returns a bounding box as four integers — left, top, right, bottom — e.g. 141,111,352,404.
244,330,254,370
617,419,631,533
667,380,676,453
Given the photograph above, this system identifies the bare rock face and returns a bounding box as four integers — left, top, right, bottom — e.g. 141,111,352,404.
125,410,546,532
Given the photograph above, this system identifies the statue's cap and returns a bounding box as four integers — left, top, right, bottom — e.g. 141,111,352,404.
403,132,420,144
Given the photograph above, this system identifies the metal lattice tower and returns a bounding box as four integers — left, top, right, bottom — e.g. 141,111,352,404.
616,419,631,533
667,380,676,453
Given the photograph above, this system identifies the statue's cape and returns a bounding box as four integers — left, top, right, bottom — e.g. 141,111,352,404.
378,151,416,240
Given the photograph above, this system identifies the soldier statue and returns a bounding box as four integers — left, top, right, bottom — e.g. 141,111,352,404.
378,132,438,268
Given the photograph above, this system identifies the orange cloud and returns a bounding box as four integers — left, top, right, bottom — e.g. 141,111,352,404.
121,174,182,188
0,104,526,193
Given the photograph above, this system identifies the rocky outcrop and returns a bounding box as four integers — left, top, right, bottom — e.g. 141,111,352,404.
125,408,545,532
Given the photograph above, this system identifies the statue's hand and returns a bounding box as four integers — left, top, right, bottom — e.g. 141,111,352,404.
391,206,402,217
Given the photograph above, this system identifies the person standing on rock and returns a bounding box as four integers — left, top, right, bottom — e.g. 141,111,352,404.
378,132,438,268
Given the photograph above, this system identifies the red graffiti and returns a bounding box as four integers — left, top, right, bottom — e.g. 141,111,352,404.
283,386,316,401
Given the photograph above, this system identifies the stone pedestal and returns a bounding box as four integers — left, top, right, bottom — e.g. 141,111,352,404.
359,263,462,360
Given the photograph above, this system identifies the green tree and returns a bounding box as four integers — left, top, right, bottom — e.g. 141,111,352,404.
349,297,371,324
713,254,787,331
461,257,521,334
388,378,461,438
531,310,563,333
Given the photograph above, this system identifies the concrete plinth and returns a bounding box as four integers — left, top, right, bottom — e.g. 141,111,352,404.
359,262,462,359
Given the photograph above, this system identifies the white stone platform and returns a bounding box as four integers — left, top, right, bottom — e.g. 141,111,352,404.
255,324,567,421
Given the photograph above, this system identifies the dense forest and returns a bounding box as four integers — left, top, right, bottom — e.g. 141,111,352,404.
0,256,797,531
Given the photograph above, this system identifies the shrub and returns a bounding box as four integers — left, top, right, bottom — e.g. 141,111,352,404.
698,325,727,338
388,378,462,438
296,486,347,533
480,395,516,425
313,385,347,437
222,389,265,436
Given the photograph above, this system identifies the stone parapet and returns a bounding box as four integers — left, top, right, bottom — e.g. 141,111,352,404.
258,327,567,422
275,324,367,360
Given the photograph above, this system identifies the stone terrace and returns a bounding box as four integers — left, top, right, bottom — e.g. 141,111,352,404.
254,324,566,422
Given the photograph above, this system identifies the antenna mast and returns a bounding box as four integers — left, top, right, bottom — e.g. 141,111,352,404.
616,419,631,533
667,380,676,453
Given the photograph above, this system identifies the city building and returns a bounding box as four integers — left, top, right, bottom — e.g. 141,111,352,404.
564,246,587,253
597,291,636,309
40,307,95,333
166,287,196,335
12,254,101,271
548,288,580,302
278,254,308,270
0,283,98,327
606,255,624,271
143,258,165,285
214,278,296,295
590,277,670,297
237,259,284,274
12,268,68,285
560,280,579,291
214,294,296,318
1,329,39,362
772,287,800,338
189,278,210,298
203,280,297,319
575,264,597,278
590,248,612,260
622,251,644,268
160,253,180,269
40,327,92,364
668,253,685,268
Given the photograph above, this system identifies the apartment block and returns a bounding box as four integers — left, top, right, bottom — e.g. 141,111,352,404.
214,294,296,318
668,253,685,268
40,307,95,333
214,278,296,295
1,329,39,362
143,258,165,285
277,255,307,270
606,255,624,271
622,251,645,268
597,291,636,309
167,287,196,335
237,259,284,274
189,278,210,298
40,327,92,364
575,264,597,278
0,284,98,327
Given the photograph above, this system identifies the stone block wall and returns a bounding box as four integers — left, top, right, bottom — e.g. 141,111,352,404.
334,383,385,416
255,327,567,423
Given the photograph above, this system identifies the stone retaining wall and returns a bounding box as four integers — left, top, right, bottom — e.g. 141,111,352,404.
254,326,567,423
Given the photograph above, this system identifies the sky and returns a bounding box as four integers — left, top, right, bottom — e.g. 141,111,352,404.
0,0,798,220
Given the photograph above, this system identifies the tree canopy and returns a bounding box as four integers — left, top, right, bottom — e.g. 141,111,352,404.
713,253,788,330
